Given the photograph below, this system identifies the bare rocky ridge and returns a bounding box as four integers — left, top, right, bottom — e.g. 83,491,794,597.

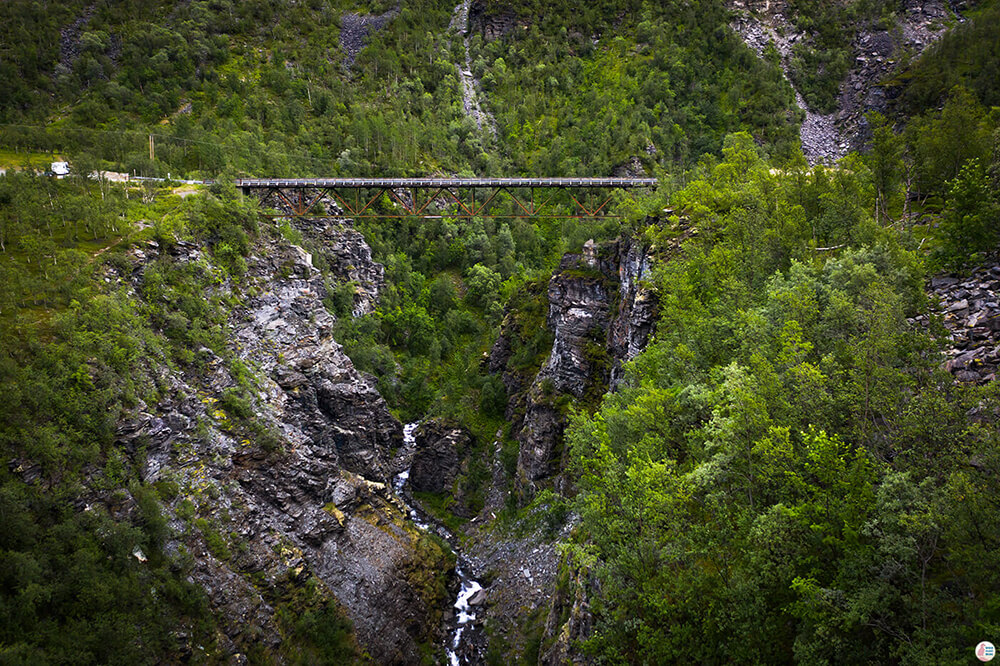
730,0,960,163
110,220,451,662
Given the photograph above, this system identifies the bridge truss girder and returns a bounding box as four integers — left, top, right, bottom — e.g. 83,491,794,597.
249,185,621,219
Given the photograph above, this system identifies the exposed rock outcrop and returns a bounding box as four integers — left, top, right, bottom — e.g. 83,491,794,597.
340,9,398,68
408,420,469,495
730,0,960,163
462,234,661,661
539,557,594,666
612,155,647,179
263,211,385,316
451,0,499,140
468,0,526,41
58,7,95,73
463,519,569,662
609,235,659,388
490,234,659,488
514,256,614,483
730,10,841,163
113,219,451,662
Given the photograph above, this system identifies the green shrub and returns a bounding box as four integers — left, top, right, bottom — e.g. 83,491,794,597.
219,387,253,422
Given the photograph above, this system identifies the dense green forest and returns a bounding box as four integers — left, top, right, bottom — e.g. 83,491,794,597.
890,0,1000,115
0,0,805,178
468,0,802,169
1,0,999,662
568,133,1000,662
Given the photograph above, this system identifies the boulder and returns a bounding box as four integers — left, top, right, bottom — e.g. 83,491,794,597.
468,588,488,606
408,420,470,494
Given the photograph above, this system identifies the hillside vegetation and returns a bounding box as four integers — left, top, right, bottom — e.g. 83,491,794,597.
0,0,805,180
0,0,999,662
568,134,1000,663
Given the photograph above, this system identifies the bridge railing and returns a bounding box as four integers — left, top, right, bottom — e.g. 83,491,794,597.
236,177,658,189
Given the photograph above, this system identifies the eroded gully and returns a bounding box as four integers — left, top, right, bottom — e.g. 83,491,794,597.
449,0,497,141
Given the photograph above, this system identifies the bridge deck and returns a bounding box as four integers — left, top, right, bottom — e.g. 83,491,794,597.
236,177,658,189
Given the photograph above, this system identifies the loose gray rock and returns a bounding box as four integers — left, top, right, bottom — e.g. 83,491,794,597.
914,262,1000,384
489,232,663,487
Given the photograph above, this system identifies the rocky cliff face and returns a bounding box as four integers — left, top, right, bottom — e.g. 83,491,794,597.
468,0,526,41
273,212,385,317
113,218,451,662
408,420,468,496
490,235,659,489
608,236,659,388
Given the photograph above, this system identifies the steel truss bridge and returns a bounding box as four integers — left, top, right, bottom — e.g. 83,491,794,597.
236,177,659,219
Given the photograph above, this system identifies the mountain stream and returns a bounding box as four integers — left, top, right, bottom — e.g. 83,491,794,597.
393,423,484,665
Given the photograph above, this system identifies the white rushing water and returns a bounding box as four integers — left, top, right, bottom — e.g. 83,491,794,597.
393,423,431,530
449,563,483,665
395,422,483,665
